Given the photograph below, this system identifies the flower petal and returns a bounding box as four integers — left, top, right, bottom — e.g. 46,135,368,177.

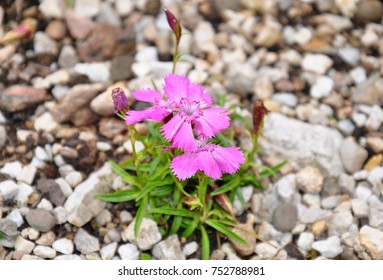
125,106,169,125
194,107,230,138
188,83,212,107
161,113,196,151
170,153,199,180
132,88,162,103
211,145,245,174
196,150,222,179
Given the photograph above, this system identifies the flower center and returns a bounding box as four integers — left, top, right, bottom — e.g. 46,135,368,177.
179,98,202,116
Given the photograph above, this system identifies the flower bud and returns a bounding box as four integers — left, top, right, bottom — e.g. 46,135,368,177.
164,8,182,43
252,100,270,134
111,87,128,113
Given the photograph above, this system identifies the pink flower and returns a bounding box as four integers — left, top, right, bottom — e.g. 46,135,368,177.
125,74,230,151
170,139,245,180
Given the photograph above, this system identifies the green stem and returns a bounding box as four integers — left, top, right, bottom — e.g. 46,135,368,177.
171,40,179,74
129,126,144,189
198,173,209,216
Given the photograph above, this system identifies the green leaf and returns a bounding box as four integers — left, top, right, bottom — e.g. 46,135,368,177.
211,177,241,196
140,253,151,260
149,207,196,218
168,215,183,236
134,198,148,237
259,160,287,178
182,215,199,238
96,189,139,202
136,177,173,201
109,161,140,187
200,226,210,260
219,95,226,107
205,219,248,246
150,184,173,197
229,112,249,125
119,162,152,172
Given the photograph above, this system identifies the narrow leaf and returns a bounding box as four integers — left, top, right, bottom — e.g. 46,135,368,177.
200,226,210,260
211,177,241,196
96,189,139,202
205,219,248,246
134,198,148,237
149,207,195,218
109,161,140,187
259,160,287,177
168,215,183,236
182,215,199,238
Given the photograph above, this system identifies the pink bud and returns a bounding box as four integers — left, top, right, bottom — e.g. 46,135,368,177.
111,87,128,113
164,8,182,43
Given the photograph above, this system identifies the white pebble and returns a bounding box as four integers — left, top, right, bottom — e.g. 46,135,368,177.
100,242,118,260
35,146,49,161
0,161,23,178
65,171,83,187
118,244,139,260
55,178,72,197
33,245,57,259
17,164,37,185
52,238,74,255
37,198,53,211
96,142,112,152
0,180,19,200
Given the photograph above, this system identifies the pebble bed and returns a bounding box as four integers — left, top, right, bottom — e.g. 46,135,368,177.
1,0,383,260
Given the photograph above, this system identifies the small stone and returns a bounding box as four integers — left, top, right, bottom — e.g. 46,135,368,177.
355,184,372,200
296,166,324,194
297,232,314,254
0,161,23,178
337,119,355,136
17,164,37,185
276,174,296,202
272,203,298,232
326,211,353,236
6,208,24,227
118,243,139,260
65,171,83,188
34,112,59,133
99,117,127,139
39,0,64,18
33,245,56,259
254,241,279,259
366,136,383,153
123,140,145,154
340,137,369,174
338,47,360,65
351,198,368,218
0,86,46,113
14,236,35,254
58,45,78,69
74,62,110,82
96,142,112,152
45,20,67,41
74,0,101,18
34,31,59,55
272,93,298,107
74,228,100,254
321,195,342,209
352,74,383,106
119,211,133,224
152,235,185,260
26,209,57,232
14,183,33,206
115,0,135,16
230,215,257,256
66,203,92,228
312,236,343,258
124,218,161,250
0,219,19,240
95,209,112,226
0,126,6,148
366,105,383,131
355,0,383,24
310,76,334,99
301,54,333,75
100,242,117,260
300,207,330,224
350,67,367,85
253,76,273,100
36,231,56,246
52,238,74,255
28,228,40,241
338,173,356,195
357,225,383,259
312,220,327,237
0,180,19,200
368,201,383,231
52,206,68,224
37,198,53,211
183,241,198,257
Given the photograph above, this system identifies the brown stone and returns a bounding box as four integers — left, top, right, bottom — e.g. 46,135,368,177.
70,106,98,126
355,0,383,24
64,9,95,40
99,117,127,139
77,22,136,62
0,86,46,112
45,20,67,41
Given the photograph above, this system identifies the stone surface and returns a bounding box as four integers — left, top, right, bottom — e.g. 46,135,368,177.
312,236,343,258
124,218,162,251
340,137,368,174
254,241,279,259
33,245,57,259
34,112,59,133
52,238,74,255
14,236,35,254
118,243,139,260
357,225,383,259
259,113,344,177
152,235,185,260
100,242,117,260
296,166,324,194
326,210,353,236
297,232,314,254
272,203,298,232
301,54,333,75
26,209,57,233
0,86,46,113
0,180,19,200
74,228,100,254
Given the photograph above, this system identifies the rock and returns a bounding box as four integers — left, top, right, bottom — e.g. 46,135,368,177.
52,238,74,255
100,242,117,260
272,93,298,107
74,0,101,18
366,105,383,131
276,174,296,202
310,76,334,99
65,171,83,188
152,235,185,260
95,209,112,226
272,203,298,232
260,113,344,176
338,47,360,66
254,76,273,100
321,195,342,209
0,126,6,148
254,20,282,48
99,117,128,139
36,178,66,206
64,9,95,40
115,0,135,16
368,202,383,231
340,137,368,173
54,254,82,260
26,209,57,232
58,45,78,69
183,241,198,257
0,180,19,200
352,74,383,105
39,0,64,18
337,119,355,136
33,245,56,259
254,241,279,259
351,199,368,218
118,243,139,260
296,166,324,194
78,22,135,62
34,112,59,133
52,206,68,224
74,228,100,254
355,0,383,24
230,215,257,256
0,86,46,113
14,183,33,206
312,236,343,258
123,218,162,251
96,142,112,152
327,210,353,236
51,83,105,123
350,67,367,85
34,31,59,55
301,54,333,75
299,206,330,224
74,62,110,82
357,225,383,259
45,20,67,40
313,13,352,31
110,55,134,82
14,236,35,254
17,164,37,185
367,136,383,153
297,232,314,254
0,161,23,178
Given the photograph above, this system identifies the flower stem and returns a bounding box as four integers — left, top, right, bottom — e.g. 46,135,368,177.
172,41,179,74
129,126,144,189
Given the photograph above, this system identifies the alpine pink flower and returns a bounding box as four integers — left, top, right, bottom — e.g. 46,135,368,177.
170,138,245,180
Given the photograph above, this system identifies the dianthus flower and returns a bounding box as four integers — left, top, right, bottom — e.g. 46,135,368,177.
125,74,230,151
170,137,245,180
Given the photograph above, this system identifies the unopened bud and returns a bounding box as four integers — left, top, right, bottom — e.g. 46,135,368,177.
164,8,182,43
252,100,270,134
111,87,128,113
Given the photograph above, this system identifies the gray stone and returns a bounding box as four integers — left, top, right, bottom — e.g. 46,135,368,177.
338,47,360,65
74,0,101,18
296,166,324,194
58,45,78,69
96,2,121,26
233,186,253,216
34,32,58,55
357,225,383,259
366,105,383,131
0,126,6,148
340,137,368,173
299,206,330,224
118,243,139,260
0,180,19,200
95,209,112,226
337,119,355,136
14,183,33,206
272,93,298,107
54,254,82,260
183,241,198,257
6,209,24,227
326,211,353,236
352,74,383,105
124,218,161,250
74,62,110,83
100,242,117,260
152,235,185,260
259,113,344,177
338,173,355,196
39,0,64,18
321,195,342,209
52,238,74,255
312,236,343,258
0,161,22,178
272,203,298,232
52,206,68,224
368,201,383,231
33,245,56,259
66,203,92,227
74,228,100,254
26,209,57,232
276,174,296,202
